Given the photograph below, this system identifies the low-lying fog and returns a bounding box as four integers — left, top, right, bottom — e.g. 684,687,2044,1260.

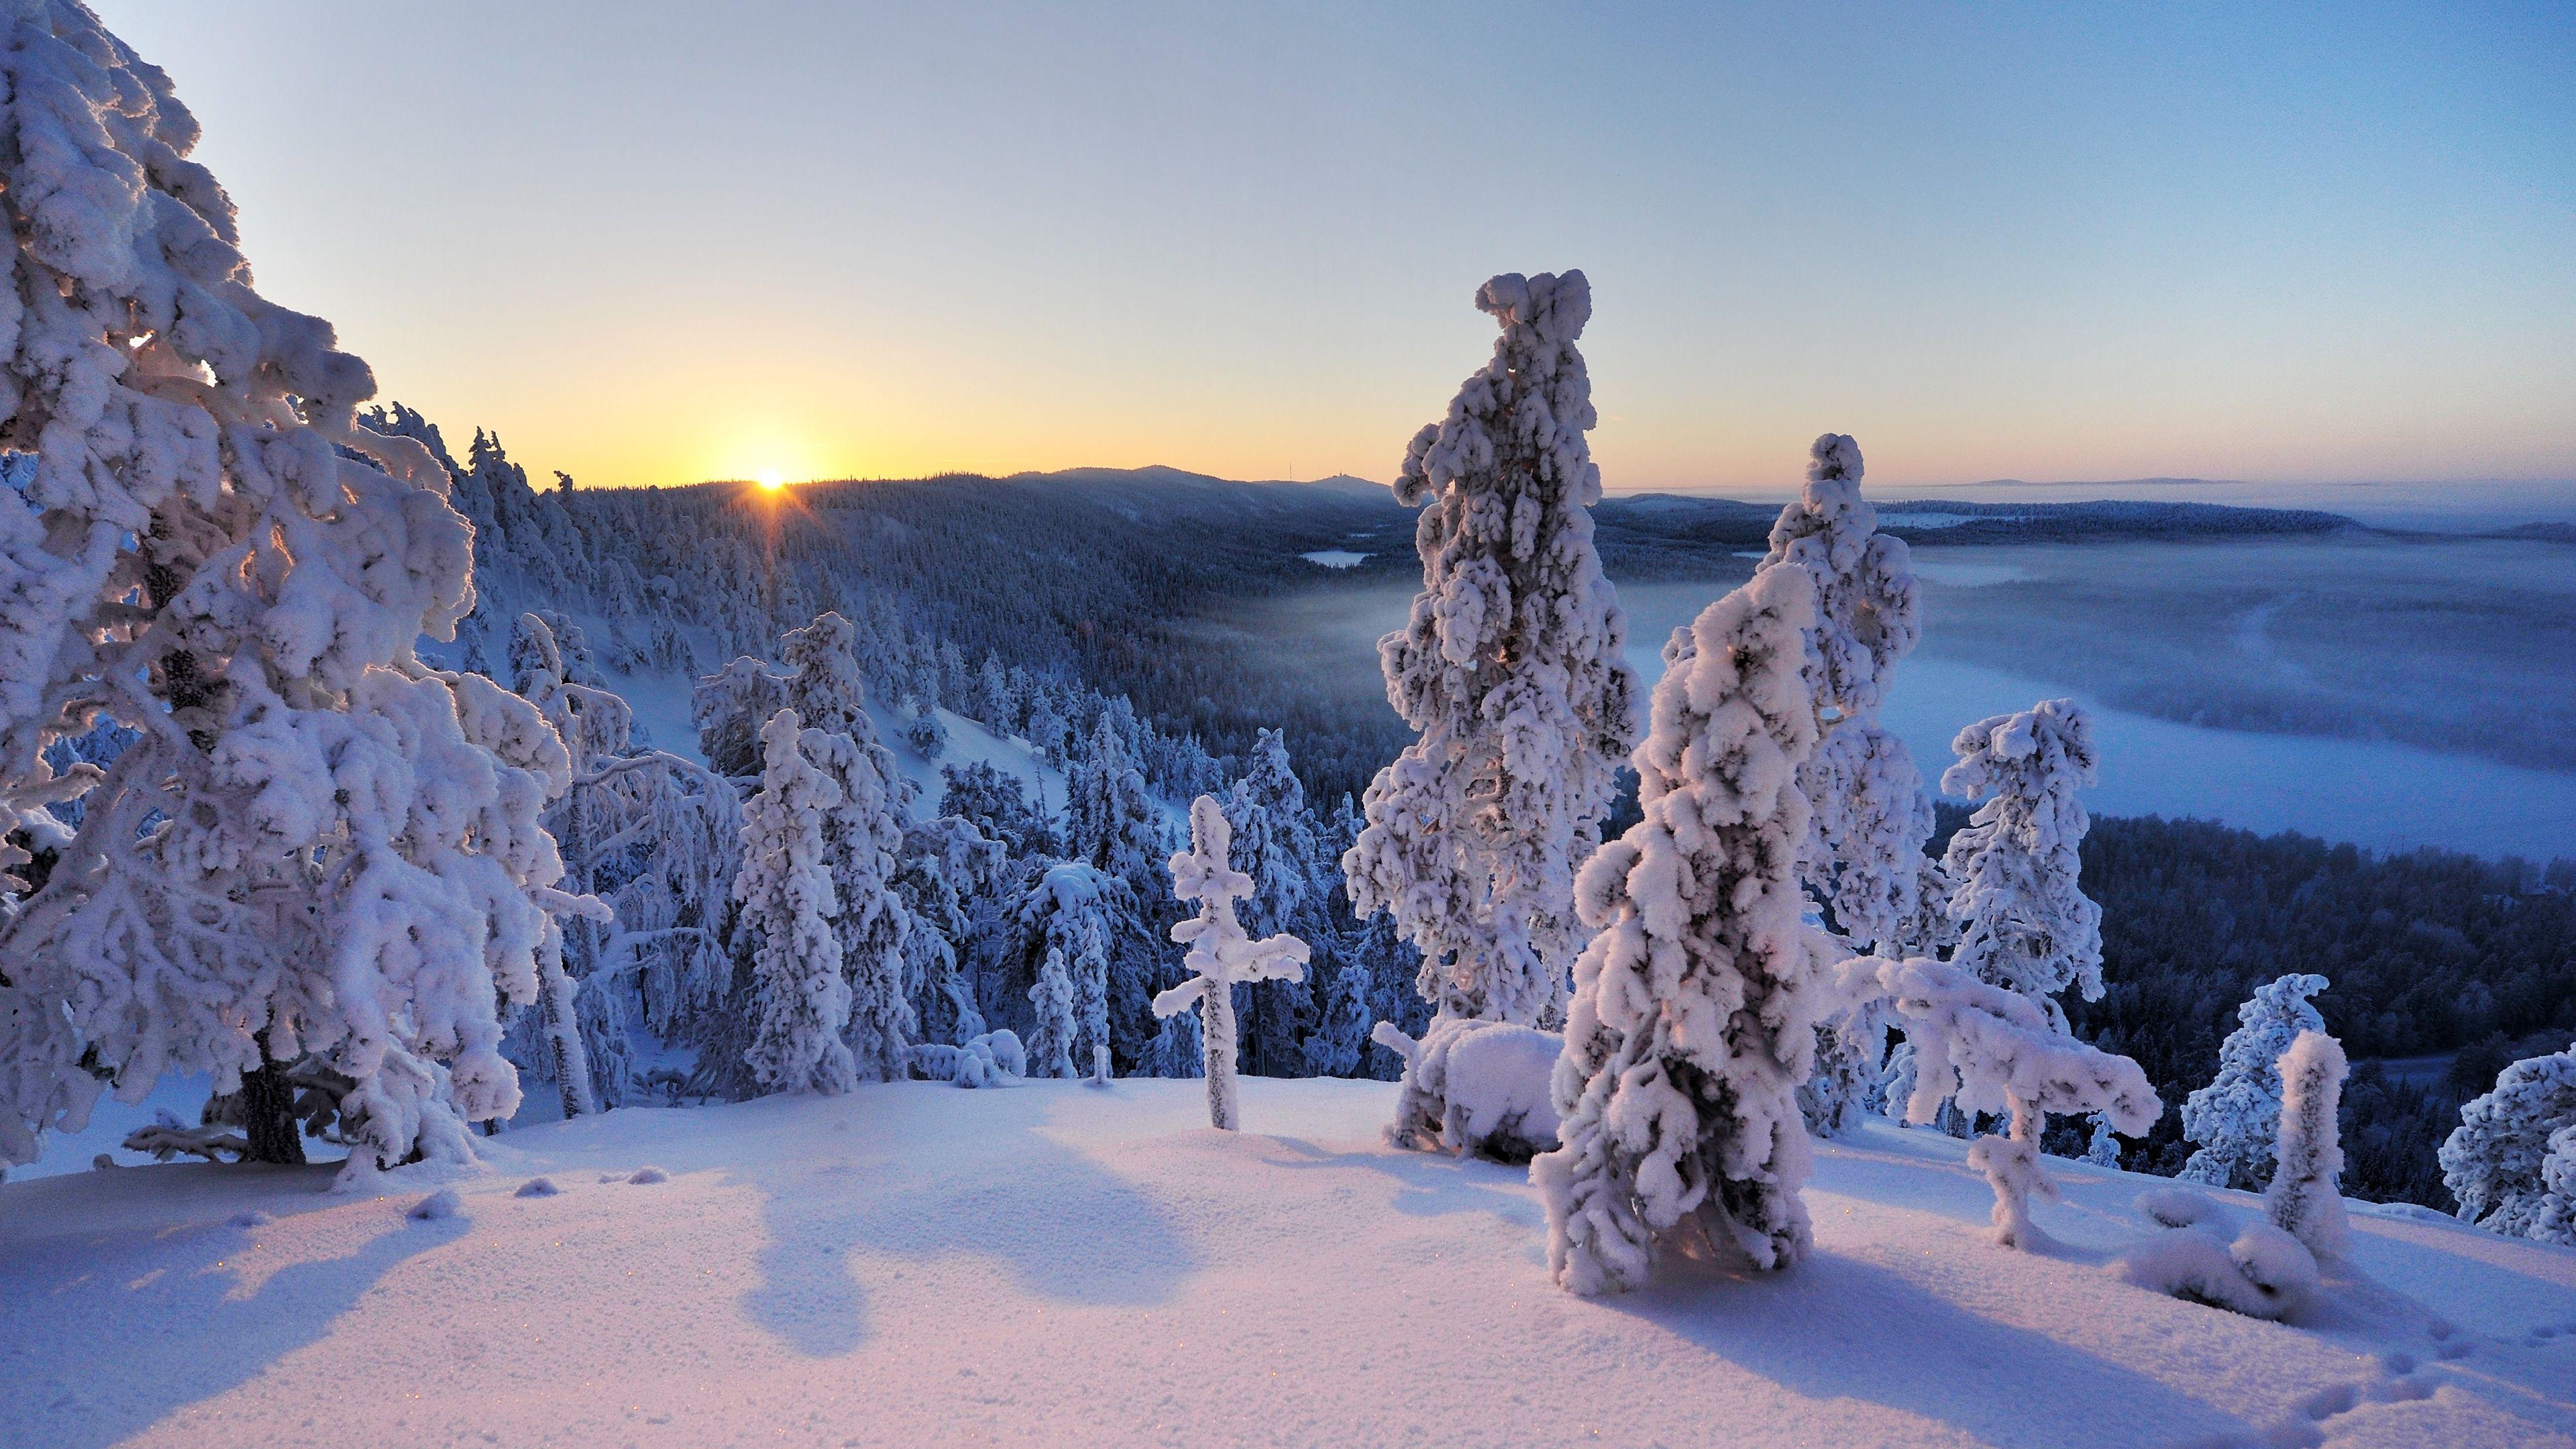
1246,534,2576,861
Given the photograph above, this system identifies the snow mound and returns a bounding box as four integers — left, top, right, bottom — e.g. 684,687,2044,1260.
1373,1018,1562,1164
515,1177,561,1199
627,1166,670,1185
406,1189,464,1224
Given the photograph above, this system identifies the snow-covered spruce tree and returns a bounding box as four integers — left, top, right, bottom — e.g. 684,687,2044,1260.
1026,947,1077,1080
1154,796,1309,1130
895,815,1002,1046
1939,698,2104,1026
511,614,745,1110
1758,433,1932,955
2084,1114,2124,1168
1301,956,1375,1078
1533,567,1825,1295
1829,953,2160,1249
2178,973,2330,1190
0,4,597,1179
774,612,914,1080
1344,270,1640,1027
2440,1040,2576,1239
2266,1029,2349,1263
2528,1126,2576,1247
1226,729,1318,1076
1758,435,1939,1140
694,655,787,779
734,710,855,1095
1064,714,1165,894
1015,860,1118,1077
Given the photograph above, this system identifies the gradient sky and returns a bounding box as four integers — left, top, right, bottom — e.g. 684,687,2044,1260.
96,1,2575,493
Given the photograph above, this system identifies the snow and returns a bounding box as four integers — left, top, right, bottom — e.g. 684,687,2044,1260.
1300,550,1369,568
5,1079,2573,1449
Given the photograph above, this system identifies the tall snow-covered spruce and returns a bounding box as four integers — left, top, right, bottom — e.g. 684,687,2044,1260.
0,1,592,1180
1756,434,1943,1138
1155,796,1308,1131
734,710,855,1095
1534,566,1825,1295
2441,1038,2576,1240
1344,270,1639,1027
2266,1029,2349,1263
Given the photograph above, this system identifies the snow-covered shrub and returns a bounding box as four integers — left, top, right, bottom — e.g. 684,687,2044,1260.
1152,796,1308,1130
1939,698,2104,1023
2135,1185,2222,1229
2112,1220,2318,1321
911,1028,1028,1088
735,710,855,1095
2440,1038,2576,1238
1344,270,1640,1026
1830,953,2161,1249
0,3,593,1177
1535,567,1825,1295
1371,1018,1561,1163
1026,948,1079,1080
2266,1030,2350,1263
2179,973,2330,1190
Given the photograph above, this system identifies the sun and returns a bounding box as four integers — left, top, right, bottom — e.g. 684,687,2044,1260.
753,470,787,492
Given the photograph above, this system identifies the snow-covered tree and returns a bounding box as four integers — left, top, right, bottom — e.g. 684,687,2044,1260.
2528,1127,2576,1247
694,656,787,779
1756,435,1945,1139
0,6,593,1179
1153,796,1308,1130
896,816,1002,1046
1301,956,1375,1078
1831,953,2160,1249
2266,1030,2349,1263
735,710,854,1095
1534,567,1825,1295
1940,698,2104,1024
1344,270,1640,1027
1064,715,1164,892
942,761,1054,858
2179,973,2330,1190
2084,1114,2125,1168
904,709,947,761
1026,947,1077,1080
2440,1039,2576,1239
1226,729,1318,1076
1015,861,1118,1076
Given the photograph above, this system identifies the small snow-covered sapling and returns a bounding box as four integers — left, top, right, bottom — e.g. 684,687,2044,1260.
1154,796,1308,1131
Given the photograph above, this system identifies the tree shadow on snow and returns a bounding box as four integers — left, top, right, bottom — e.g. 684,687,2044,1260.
1262,1136,1547,1231
731,1127,1197,1357
0,1173,466,1449
1607,1247,2254,1447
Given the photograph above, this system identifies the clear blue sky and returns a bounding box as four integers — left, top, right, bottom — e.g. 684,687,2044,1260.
94,1,2576,492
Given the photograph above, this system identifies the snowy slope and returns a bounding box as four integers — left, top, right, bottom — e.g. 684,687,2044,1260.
4,1081,2571,1449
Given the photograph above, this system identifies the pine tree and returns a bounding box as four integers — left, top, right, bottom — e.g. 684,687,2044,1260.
1534,567,1824,1295
1154,796,1309,1130
2180,973,2330,1190
0,6,590,1178
735,710,855,1095
2440,1039,2576,1239
1344,270,1640,1026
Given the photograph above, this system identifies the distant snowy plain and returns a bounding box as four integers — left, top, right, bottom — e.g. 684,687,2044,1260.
5,1079,2570,1448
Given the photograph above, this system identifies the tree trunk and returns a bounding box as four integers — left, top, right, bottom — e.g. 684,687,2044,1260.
237,1053,306,1166
1202,979,1238,1131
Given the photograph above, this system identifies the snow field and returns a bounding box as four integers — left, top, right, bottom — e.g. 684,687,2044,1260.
5,1079,2571,1449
